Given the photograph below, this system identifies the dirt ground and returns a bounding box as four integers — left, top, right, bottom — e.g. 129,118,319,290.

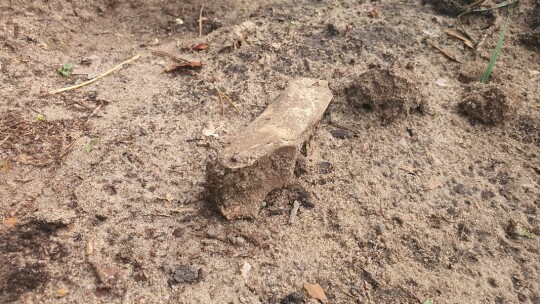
1,0,539,303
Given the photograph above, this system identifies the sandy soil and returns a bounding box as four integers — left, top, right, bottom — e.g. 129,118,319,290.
1,0,539,303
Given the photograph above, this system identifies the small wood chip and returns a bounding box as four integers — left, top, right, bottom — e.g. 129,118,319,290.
289,200,300,224
304,283,328,303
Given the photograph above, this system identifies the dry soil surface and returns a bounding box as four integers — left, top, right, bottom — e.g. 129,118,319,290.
1,0,539,303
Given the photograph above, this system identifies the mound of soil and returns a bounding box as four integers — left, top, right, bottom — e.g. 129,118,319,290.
346,67,425,124
459,84,513,125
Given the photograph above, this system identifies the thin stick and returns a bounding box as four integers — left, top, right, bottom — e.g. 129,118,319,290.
217,90,225,115
84,102,103,124
150,49,191,63
216,87,240,114
426,40,462,63
0,135,9,147
199,4,205,37
49,54,141,95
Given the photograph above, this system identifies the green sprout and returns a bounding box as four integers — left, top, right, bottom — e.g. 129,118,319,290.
516,227,536,239
84,138,99,153
480,11,513,83
290,20,300,27
57,63,74,77
35,113,46,122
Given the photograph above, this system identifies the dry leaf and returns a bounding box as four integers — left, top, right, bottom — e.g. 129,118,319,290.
191,43,208,51
56,288,68,297
164,61,203,73
445,30,474,48
425,178,444,190
1,160,11,173
304,283,328,303
434,78,450,87
240,262,252,278
202,123,219,138
3,217,18,228
399,164,416,175
370,8,380,18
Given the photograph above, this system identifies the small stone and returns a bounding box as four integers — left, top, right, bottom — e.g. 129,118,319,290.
172,227,185,238
170,265,199,284
197,268,207,282
330,129,350,139
318,161,333,174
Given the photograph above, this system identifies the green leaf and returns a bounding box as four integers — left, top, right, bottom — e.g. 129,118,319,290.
58,63,74,77
481,10,513,84
35,113,46,122
423,299,434,304
517,227,536,238
84,138,98,153
290,20,300,27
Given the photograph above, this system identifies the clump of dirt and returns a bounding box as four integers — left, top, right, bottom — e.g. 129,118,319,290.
0,220,67,302
346,67,425,124
422,0,475,16
459,83,513,124
263,183,314,216
458,63,486,84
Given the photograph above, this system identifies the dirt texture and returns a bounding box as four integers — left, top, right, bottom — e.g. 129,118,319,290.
1,0,539,303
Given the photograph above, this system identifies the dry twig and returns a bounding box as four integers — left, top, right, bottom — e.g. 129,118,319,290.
216,87,240,114
49,54,141,95
199,4,205,37
150,49,191,63
426,40,462,63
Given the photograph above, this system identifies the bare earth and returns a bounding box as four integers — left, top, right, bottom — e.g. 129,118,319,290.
1,0,539,303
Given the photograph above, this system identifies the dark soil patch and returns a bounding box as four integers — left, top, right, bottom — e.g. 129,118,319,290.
0,111,88,167
422,0,476,16
0,220,68,303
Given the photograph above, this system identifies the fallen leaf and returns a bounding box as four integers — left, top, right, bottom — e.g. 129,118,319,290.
271,42,281,50
202,123,219,138
2,160,11,173
434,78,450,87
191,43,208,51
445,30,474,48
3,217,18,228
56,288,68,297
369,8,380,18
425,178,444,190
304,283,328,303
240,262,252,278
164,61,203,73
399,164,416,175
